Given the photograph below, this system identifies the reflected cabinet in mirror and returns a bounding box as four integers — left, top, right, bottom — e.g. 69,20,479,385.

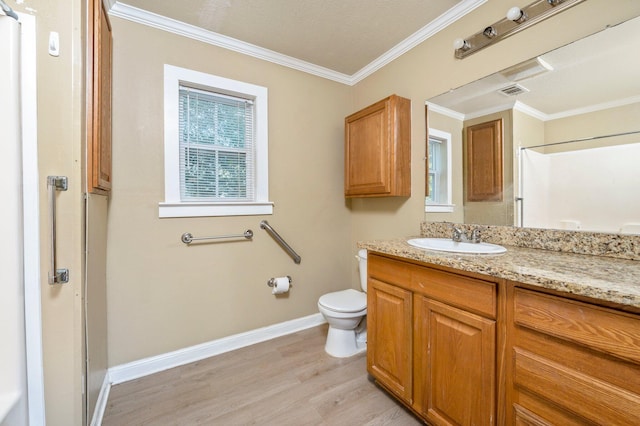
426,13,640,234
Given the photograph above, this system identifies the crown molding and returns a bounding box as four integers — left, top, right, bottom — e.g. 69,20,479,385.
351,0,487,84
429,94,640,124
545,94,640,121
109,2,353,85
426,102,466,121
109,0,486,86
464,101,517,120
513,100,547,121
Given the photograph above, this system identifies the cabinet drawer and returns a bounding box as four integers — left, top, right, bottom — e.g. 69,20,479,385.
513,348,640,425
413,266,496,319
368,254,413,289
514,288,640,363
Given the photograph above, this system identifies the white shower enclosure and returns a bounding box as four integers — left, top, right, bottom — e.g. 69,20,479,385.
521,142,640,233
0,13,28,425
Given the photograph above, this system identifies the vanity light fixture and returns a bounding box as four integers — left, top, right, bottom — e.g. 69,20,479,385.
454,0,585,59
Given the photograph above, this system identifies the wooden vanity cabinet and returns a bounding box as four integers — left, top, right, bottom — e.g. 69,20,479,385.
368,251,640,425
367,253,500,425
344,95,411,198
506,286,640,425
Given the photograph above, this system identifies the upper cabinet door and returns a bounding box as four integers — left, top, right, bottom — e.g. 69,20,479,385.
88,0,112,193
465,119,503,202
344,95,411,198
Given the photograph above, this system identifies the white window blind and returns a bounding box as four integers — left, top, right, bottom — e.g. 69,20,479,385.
161,64,271,218
179,86,255,202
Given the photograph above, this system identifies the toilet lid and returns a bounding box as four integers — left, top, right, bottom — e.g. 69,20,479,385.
318,289,367,313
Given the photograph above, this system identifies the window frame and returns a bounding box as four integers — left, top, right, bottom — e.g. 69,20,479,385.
425,128,454,213
160,65,273,218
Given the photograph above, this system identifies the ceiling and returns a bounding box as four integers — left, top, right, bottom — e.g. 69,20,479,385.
109,0,478,81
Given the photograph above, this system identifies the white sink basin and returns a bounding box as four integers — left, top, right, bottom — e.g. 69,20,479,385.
407,238,507,254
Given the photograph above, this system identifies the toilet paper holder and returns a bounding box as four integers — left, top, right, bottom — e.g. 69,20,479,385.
267,276,292,288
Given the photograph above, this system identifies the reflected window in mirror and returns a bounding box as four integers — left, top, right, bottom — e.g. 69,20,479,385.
426,128,453,212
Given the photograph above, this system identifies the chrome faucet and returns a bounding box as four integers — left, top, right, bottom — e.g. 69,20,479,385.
470,228,482,244
451,226,467,242
451,225,482,243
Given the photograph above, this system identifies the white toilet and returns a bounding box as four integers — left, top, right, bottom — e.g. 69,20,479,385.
317,249,368,357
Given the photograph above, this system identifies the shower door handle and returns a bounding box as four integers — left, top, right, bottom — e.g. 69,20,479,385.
47,176,69,284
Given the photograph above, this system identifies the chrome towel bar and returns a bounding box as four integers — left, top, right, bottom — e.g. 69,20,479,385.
48,176,69,284
181,229,253,245
260,220,301,264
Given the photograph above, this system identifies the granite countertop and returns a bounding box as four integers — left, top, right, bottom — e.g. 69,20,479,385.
358,237,640,309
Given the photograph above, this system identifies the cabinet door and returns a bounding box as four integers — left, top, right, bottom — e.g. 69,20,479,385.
345,99,389,196
415,297,496,425
88,0,112,193
344,95,410,197
465,119,502,202
367,278,413,403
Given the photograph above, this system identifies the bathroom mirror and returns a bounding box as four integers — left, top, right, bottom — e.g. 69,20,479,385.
427,13,640,234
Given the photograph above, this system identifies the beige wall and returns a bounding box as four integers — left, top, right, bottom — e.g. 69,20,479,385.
107,19,353,365
545,101,640,152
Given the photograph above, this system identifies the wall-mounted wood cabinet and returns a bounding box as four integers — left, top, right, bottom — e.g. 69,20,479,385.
87,0,112,193
344,95,411,198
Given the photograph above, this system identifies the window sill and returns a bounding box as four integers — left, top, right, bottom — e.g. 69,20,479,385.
425,203,455,213
159,201,274,218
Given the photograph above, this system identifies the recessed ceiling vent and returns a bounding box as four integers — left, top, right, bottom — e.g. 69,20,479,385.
498,84,529,97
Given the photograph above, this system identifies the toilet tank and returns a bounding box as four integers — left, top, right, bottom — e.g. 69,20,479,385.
357,249,368,292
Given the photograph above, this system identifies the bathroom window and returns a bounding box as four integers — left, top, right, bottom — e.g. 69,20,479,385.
426,128,453,213
160,65,272,217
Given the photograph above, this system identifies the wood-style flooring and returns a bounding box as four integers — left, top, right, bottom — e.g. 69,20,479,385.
102,324,423,425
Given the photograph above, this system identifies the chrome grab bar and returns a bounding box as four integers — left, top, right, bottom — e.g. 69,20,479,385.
260,220,301,264
181,229,253,245
47,176,69,284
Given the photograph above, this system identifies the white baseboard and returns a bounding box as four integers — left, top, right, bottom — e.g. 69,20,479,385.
108,313,326,385
90,374,111,426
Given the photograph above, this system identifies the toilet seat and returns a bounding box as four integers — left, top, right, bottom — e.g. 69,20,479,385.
318,289,366,313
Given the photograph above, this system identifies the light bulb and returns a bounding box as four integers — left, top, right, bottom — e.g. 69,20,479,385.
453,38,470,50
507,6,526,22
